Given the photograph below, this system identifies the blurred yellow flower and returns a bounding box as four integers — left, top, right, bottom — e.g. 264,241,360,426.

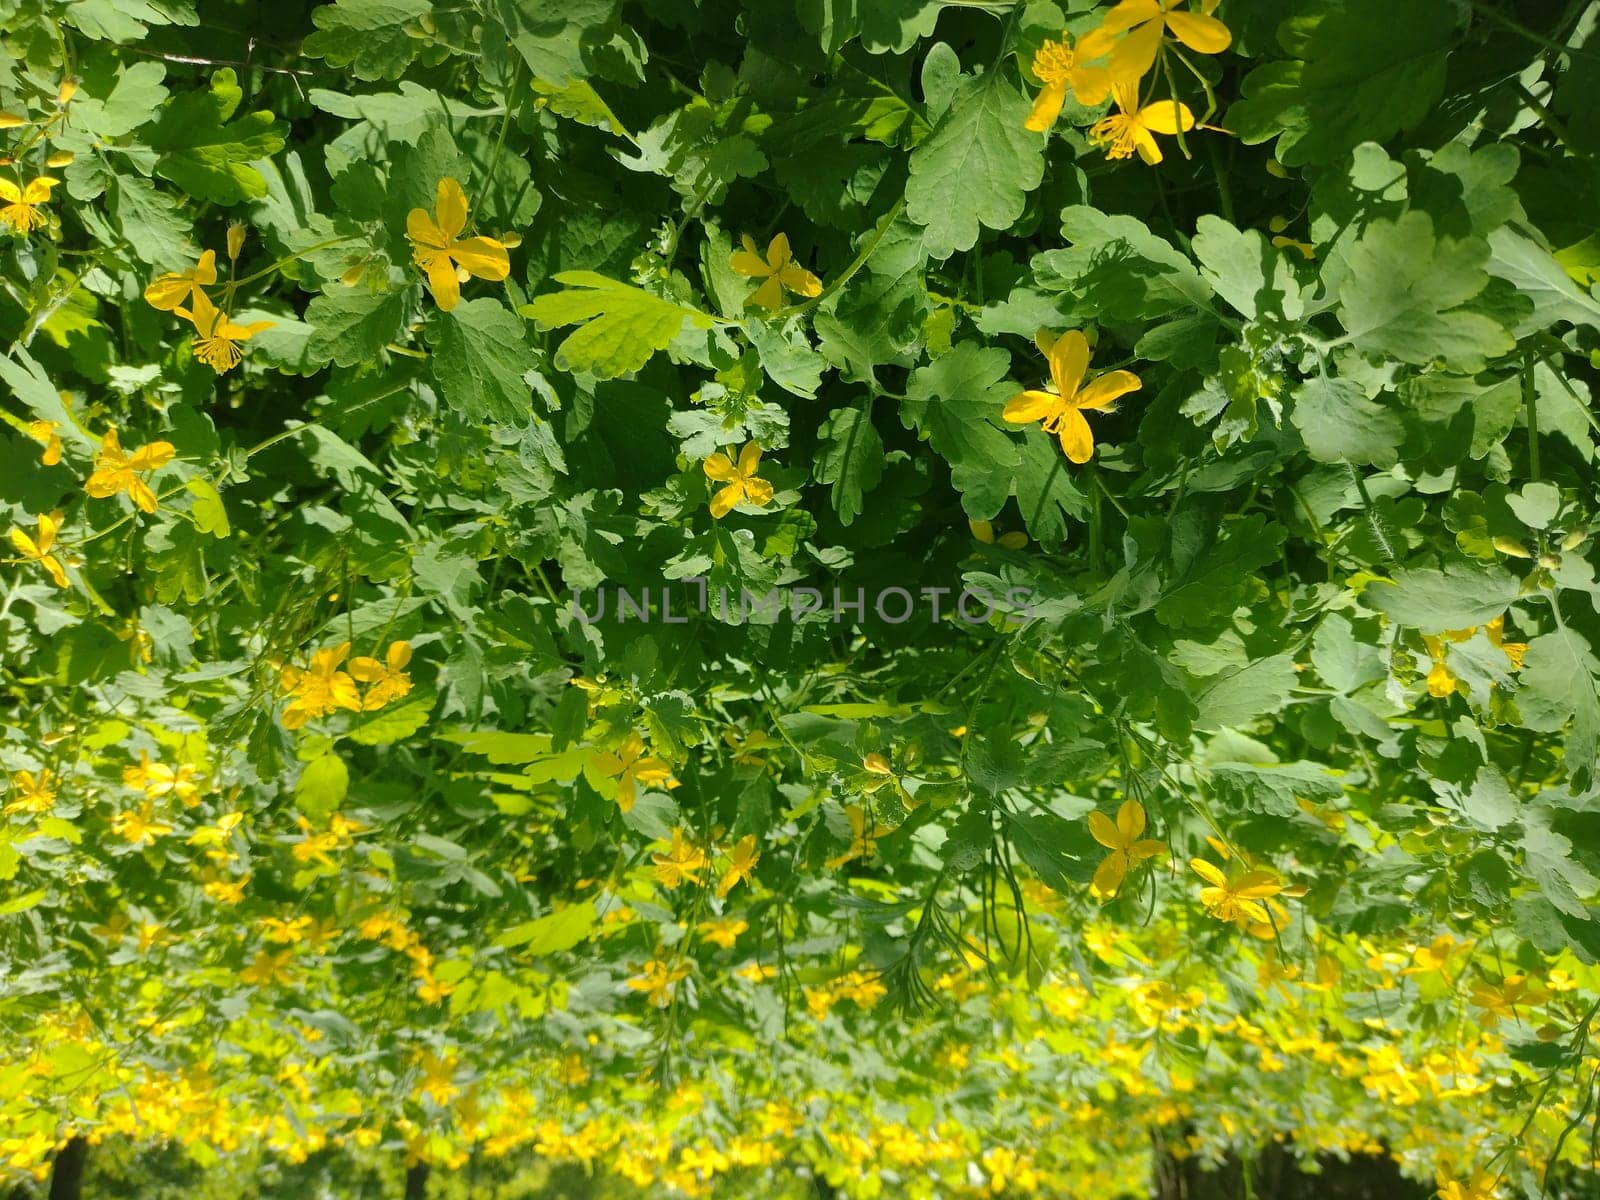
85,429,175,513
350,640,413,709
628,958,690,1007
144,250,218,312
9,513,68,588
591,731,673,812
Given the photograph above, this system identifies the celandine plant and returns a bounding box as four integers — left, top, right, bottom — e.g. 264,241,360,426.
1,1,1599,1198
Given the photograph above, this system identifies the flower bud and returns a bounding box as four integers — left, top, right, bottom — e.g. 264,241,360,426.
1491,536,1531,558
46,149,74,167
56,79,79,105
0,111,25,128
227,222,245,261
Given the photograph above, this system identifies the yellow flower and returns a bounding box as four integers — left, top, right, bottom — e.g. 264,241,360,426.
1024,36,1112,132
175,289,273,374
628,958,691,1007
1437,1165,1498,1200
0,176,58,233
730,232,822,310
9,513,69,588
1086,800,1165,897
1088,80,1195,164
144,250,218,312
1190,857,1283,927
1081,0,1232,85
200,869,248,904
697,915,748,949
1403,934,1470,977
109,803,174,847
27,419,62,466
969,518,1027,549
1422,635,1459,697
1003,329,1141,463
652,827,707,888
1484,616,1527,669
702,442,774,519
825,804,890,869
591,731,673,812
717,834,759,897
84,428,176,513
279,642,363,729
349,640,413,710
240,948,296,987
406,177,511,312
5,769,56,815
187,811,243,851
1470,974,1549,1026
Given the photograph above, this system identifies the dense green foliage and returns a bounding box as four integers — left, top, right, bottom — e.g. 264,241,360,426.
2,0,1600,1196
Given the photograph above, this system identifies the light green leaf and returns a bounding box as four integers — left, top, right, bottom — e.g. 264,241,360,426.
522,272,715,379
295,754,349,818
185,479,230,538
151,69,287,205
493,901,598,953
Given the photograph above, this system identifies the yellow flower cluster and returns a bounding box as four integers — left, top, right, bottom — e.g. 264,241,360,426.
0,79,76,236
144,227,274,374
1026,0,1232,165
278,640,413,729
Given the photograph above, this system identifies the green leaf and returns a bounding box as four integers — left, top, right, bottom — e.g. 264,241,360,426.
1336,211,1512,372
816,405,884,526
1361,561,1522,630
1486,227,1600,336
307,288,410,369
425,299,539,425
1226,0,1458,166
72,61,169,139
302,0,431,81
1290,376,1403,468
1033,207,1211,321
523,272,715,379
185,479,230,538
1007,810,1095,890
900,343,1019,520
511,0,622,85
347,695,435,745
295,753,349,818
1210,761,1344,817
151,68,288,205
493,901,598,953
109,175,196,269
1518,626,1600,792
905,70,1044,260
